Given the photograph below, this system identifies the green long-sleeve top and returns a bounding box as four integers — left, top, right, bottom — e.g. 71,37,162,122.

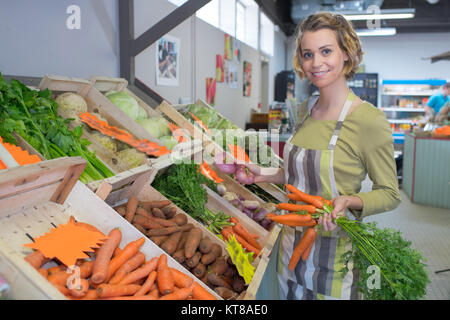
290,100,401,220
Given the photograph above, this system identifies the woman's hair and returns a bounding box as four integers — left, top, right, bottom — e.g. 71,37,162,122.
293,12,363,80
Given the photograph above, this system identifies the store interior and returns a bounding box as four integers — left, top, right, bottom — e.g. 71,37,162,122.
0,0,449,301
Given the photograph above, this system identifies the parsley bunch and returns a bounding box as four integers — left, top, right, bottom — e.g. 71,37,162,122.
0,74,114,183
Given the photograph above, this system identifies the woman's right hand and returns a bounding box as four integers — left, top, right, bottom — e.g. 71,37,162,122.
243,163,285,185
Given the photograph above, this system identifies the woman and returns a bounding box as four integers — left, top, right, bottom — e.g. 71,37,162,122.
246,12,401,300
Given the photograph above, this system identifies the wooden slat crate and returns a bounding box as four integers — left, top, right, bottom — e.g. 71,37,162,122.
156,99,288,203
0,157,220,300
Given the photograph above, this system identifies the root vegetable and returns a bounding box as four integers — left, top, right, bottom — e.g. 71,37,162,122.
132,223,147,234
186,251,202,269
147,226,181,237
152,207,166,219
184,228,203,259
176,231,189,251
140,200,172,210
97,284,141,298
91,228,122,284
108,252,146,285
115,207,126,217
162,206,177,219
118,257,159,285
133,215,162,229
207,273,232,290
161,231,182,255
192,263,206,278
171,214,188,226
149,235,169,246
24,250,50,269
125,196,139,223
172,249,186,264
214,286,237,300
135,207,153,219
232,276,246,293
209,257,228,275
201,244,222,265
199,238,213,254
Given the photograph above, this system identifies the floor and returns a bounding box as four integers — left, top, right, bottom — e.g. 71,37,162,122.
361,179,450,300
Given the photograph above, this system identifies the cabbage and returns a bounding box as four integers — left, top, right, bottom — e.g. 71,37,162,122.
116,148,147,168
136,117,171,138
159,135,178,150
186,104,220,128
55,92,88,126
90,132,117,153
105,90,147,121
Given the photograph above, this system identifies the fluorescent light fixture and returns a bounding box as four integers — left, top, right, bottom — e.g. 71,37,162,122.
341,8,415,21
356,27,397,36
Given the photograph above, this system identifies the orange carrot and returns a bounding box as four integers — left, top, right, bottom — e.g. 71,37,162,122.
47,270,71,287
221,227,261,256
106,237,146,281
192,282,218,300
54,284,70,296
232,221,262,250
159,285,193,300
133,271,157,296
168,268,194,288
287,193,332,207
24,250,49,269
108,252,146,285
47,265,65,275
118,257,159,285
266,213,313,225
80,289,99,300
79,260,95,278
302,241,314,262
97,284,142,298
68,278,89,298
285,184,324,208
91,228,122,284
288,227,317,271
38,268,48,278
276,203,317,213
147,287,160,299
125,196,139,223
157,254,174,295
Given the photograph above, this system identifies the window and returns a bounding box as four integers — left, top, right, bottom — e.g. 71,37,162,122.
260,11,274,56
196,0,219,28
167,0,188,6
219,0,236,37
236,1,245,42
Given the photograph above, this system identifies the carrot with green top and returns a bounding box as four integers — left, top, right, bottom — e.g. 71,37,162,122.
222,227,261,256
231,220,262,250
285,184,324,209
266,213,313,225
276,203,318,214
106,237,146,281
288,227,317,271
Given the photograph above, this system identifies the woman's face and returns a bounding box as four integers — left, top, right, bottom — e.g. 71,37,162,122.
300,28,349,88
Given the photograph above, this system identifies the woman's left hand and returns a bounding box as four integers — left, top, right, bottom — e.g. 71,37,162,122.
318,196,361,231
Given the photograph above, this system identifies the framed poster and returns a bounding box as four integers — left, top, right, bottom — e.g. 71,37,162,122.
156,35,180,86
225,61,238,89
216,54,224,83
243,61,252,97
206,77,216,106
224,34,233,61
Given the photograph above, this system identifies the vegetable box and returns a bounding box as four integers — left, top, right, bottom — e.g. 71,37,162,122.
37,75,153,175
0,157,220,300
156,100,287,203
91,164,281,300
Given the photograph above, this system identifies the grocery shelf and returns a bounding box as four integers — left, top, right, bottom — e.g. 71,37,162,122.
382,92,434,96
381,107,426,112
388,119,416,124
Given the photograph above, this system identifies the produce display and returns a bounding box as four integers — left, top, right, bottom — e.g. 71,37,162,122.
0,74,114,183
23,216,217,300
110,196,248,299
267,184,430,300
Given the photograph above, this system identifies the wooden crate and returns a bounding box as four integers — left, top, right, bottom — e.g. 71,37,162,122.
156,99,288,202
0,157,220,300
38,75,153,175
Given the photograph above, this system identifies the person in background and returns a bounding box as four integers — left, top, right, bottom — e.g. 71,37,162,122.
243,12,401,300
425,82,450,119
435,100,450,124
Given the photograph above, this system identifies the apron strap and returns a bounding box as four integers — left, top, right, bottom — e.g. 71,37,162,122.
327,91,355,150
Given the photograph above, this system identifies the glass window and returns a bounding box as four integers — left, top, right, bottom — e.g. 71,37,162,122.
196,0,219,28
236,1,245,42
219,0,236,37
243,0,259,50
167,0,188,6
260,11,274,56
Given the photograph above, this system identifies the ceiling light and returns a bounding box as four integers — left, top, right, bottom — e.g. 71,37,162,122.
356,27,397,36
341,8,415,21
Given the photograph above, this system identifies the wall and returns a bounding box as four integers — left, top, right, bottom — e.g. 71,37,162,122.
0,0,119,78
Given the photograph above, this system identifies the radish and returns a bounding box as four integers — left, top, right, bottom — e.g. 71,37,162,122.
234,165,255,185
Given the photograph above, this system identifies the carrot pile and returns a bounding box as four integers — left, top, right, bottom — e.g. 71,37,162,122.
23,218,217,300
112,197,247,300
267,184,335,271
221,217,262,256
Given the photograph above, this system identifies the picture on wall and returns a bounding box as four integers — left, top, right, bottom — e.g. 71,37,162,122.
224,34,233,61
206,77,216,106
216,54,224,83
156,35,180,86
233,40,241,63
225,61,238,89
243,61,252,97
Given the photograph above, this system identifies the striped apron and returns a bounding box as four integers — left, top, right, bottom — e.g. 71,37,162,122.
276,91,359,300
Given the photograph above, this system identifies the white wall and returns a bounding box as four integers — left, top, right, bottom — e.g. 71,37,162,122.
0,0,119,78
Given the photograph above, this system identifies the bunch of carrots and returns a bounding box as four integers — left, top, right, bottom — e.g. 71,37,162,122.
221,217,262,257
266,184,334,271
24,218,217,300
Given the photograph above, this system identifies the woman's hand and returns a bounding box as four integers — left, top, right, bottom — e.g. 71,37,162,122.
318,195,363,231
244,163,286,185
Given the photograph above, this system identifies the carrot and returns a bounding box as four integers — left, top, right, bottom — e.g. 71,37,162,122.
54,284,70,296
152,207,167,219
148,215,177,228
105,237,146,281
134,271,157,296
91,228,122,284
118,256,158,285
125,196,139,223
24,250,49,269
276,203,318,214
209,257,228,275
184,227,203,259
79,260,95,278
140,200,172,210
285,184,324,208
133,215,163,230
286,193,332,207
271,219,317,228
47,270,71,287
288,227,317,271
147,287,160,300
192,263,206,278
230,217,259,240
162,206,177,219
47,265,65,275
302,241,314,262
266,213,313,225
192,282,217,300
135,207,154,220
68,278,89,298
149,235,170,246
147,226,181,237
201,243,222,265
222,227,261,256
80,289,99,300
132,223,147,235
186,251,202,269
161,231,182,255
176,231,189,251
159,285,193,300
115,206,126,217
170,214,188,226
113,247,122,257
38,268,48,278
180,223,194,232
199,238,213,254
157,255,174,295
108,252,146,285
97,284,142,298
102,294,158,300
74,220,106,236
232,222,262,250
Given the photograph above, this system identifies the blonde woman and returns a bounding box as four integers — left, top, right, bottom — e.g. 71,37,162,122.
246,12,401,300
